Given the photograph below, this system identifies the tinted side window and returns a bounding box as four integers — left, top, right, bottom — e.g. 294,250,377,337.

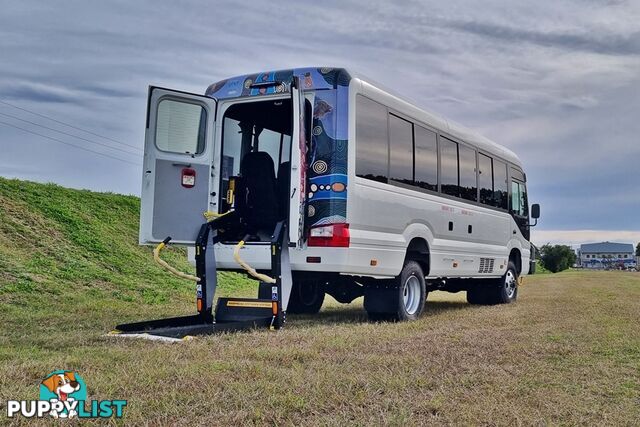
493,159,508,209
389,114,414,185
356,96,388,183
478,153,493,205
440,137,459,197
458,144,477,201
414,125,438,191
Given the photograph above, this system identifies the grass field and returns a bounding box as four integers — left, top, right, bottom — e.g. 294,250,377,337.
1,178,639,425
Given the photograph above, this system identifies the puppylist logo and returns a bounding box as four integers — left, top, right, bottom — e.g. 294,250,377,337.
6,370,127,419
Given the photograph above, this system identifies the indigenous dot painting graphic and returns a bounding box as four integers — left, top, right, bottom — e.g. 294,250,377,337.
206,67,352,228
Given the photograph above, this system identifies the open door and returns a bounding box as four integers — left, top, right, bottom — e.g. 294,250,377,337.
139,87,216,245
289,79,308,248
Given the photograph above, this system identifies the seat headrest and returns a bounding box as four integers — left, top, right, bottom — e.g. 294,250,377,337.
241,151,275,176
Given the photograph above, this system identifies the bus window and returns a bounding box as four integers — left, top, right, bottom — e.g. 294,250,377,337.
414,125,438,191
493,159,508,209
459,144,477,201
440,137,459,197
511,181,528,217
478,153,493,205
389,114,414,185
356,95,388,183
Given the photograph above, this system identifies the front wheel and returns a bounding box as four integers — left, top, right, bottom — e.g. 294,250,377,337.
466,262,518,305
493,261,518,304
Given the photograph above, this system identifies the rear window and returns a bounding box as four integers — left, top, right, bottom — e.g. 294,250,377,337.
155,99,206,154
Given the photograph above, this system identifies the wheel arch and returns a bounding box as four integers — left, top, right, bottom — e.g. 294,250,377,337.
402,223,434,277
509,248,522,274
405,237,431,277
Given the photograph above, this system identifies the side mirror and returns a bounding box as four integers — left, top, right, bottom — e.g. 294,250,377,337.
531,203,540,219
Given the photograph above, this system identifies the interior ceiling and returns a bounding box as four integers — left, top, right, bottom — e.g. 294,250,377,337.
225,99,292,135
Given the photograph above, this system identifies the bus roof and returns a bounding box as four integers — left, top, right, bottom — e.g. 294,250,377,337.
206,67,523,169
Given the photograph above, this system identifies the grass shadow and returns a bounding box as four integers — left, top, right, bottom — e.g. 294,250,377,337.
288,297,472,328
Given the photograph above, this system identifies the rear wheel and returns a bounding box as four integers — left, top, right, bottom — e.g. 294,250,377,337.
287,277,325,314
466,283,488,305
365,260,426,321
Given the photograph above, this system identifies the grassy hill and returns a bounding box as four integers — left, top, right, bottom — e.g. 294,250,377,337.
0,177,251,353
1,177,639,425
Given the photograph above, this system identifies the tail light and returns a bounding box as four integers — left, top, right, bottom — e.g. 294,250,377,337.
308,223,350,247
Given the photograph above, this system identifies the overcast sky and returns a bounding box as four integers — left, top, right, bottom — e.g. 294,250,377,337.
1,0,639,246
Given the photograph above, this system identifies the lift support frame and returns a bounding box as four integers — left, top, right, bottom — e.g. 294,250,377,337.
113,213,289,339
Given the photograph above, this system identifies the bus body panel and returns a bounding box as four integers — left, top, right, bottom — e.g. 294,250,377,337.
171,67,534,283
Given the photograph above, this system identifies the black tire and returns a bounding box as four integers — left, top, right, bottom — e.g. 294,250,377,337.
364,260,426,321
467,262,519,305
491,261,519,304
466,283,488,305
286,277,325,314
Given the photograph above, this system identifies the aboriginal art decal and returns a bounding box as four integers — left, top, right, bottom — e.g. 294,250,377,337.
206,67,351,228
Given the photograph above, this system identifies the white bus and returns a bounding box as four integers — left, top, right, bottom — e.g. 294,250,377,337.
139,67,540,322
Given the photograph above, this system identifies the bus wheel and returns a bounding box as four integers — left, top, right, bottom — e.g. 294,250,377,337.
287,277,325,314
493,261,518,304
466,283,488,305
364,261,426,321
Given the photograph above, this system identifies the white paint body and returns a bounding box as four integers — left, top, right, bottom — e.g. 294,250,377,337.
182,77,532,280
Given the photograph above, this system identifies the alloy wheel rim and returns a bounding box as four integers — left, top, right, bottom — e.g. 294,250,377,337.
403,275,421,315
505,270,517,298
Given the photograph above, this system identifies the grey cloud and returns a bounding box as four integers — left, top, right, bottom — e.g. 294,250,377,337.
444,20,640,56
0,0,639,237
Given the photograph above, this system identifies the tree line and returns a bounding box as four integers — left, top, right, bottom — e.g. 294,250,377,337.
536,242,640,273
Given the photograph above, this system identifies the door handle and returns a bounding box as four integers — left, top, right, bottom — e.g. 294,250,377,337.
172,162,192,167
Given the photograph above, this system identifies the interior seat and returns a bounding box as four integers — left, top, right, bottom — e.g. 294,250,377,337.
239,151,279,233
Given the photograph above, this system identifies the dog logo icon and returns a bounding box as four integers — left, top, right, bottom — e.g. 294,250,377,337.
39,370,86,418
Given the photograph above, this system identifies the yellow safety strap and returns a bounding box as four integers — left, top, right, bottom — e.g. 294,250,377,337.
233,240,276,284
203,210,232,222
153,242,200,282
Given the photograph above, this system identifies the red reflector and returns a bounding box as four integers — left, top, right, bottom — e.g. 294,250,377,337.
307,223,350,247
306,256,321,263
181,168,196,188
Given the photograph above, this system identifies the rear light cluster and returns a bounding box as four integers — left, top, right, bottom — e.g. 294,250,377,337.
307,223,350,247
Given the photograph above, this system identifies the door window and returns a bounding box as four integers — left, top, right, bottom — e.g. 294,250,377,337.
155,99,206,154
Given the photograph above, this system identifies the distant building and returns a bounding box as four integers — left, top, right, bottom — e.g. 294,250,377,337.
578,242,636,269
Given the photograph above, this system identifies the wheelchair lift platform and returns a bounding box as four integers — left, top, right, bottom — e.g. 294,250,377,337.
111,214,292,341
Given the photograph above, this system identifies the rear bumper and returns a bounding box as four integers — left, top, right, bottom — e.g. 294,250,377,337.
188,243,403,277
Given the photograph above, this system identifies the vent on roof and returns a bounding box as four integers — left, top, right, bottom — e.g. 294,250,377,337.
479,258,495,274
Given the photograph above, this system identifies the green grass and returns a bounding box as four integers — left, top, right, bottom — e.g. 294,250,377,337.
1,177,639,425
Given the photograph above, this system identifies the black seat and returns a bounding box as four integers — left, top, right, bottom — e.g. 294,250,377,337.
276,161,291,219
239,151,279,232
